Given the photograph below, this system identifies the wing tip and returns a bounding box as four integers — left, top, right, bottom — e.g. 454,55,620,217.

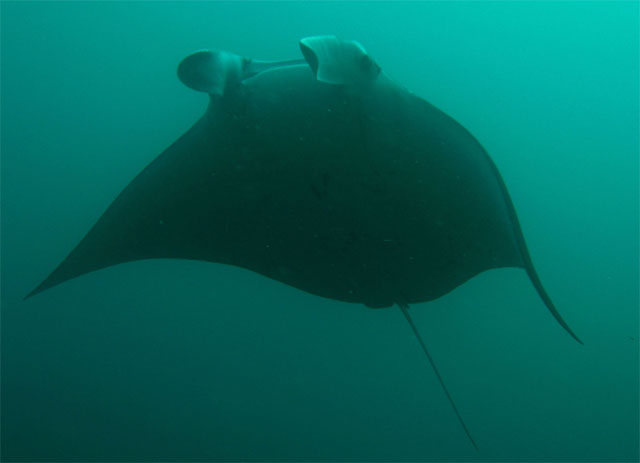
23,280,48,300
524,266,584,345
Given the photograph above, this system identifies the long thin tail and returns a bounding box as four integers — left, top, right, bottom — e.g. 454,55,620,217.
399,303,478,450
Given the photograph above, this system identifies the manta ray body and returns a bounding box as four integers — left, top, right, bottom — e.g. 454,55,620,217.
27,36,581,448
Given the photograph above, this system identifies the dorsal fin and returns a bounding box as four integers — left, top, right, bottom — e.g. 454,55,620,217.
299,35,380,85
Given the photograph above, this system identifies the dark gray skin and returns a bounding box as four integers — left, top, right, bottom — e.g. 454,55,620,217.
26,43,581,450
26,64,579,341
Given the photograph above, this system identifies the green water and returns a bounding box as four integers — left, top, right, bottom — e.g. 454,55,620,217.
1,1,638,461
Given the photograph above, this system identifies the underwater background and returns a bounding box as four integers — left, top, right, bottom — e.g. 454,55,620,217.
1,1,638,461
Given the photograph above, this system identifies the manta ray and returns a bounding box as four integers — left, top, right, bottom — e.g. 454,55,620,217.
26,36,582,449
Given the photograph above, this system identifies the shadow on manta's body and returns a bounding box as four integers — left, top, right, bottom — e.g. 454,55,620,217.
26,35,582,450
